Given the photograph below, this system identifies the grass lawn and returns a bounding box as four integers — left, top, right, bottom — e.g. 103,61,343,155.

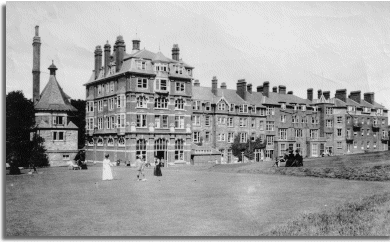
5,163,390,236
188,151,390,181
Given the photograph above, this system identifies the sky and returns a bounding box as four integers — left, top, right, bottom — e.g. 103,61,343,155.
6,2,390,108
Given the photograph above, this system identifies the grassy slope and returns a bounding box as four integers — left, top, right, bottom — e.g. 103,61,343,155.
197,151,390,181
262,192,390,236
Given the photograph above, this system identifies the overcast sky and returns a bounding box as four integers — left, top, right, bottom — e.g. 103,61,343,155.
6,2,390,108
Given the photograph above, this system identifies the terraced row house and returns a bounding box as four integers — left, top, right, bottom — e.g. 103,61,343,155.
84,35,388,164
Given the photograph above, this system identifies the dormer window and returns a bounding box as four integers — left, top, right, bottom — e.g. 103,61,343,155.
187,69,192,76
376,109,383,115
251,105,256,114
155,79,168,91
281,103,286,110
53,115,64,125
301,105,306,111
239,104,248,113
174,65,183,74
217,102,226,111
348,106,356,112
313,106,318,112
205,102,211,111
155,63,168,72
363,107,371,113
137,60,146,70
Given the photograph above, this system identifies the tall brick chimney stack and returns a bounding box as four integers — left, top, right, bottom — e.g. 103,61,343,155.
172,44,180,61
221,82,227,89
323,91,330,100
104,41,111,76
364,92,375,104
335,89,347,103
318,89,322,99
32,25,41,106
350,91,361,104
115,35,125,72
307,88,313,101
193,79,200,87
257,85,263,93
211,76,218,96
263,81,270,97
94,45,102,79
279,85,286,94
247,83,252,94
236,79,247,100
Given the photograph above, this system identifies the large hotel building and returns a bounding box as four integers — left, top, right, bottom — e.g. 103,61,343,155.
84,35,389,164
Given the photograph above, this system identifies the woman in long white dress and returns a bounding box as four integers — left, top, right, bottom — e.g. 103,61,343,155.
102,154,113,181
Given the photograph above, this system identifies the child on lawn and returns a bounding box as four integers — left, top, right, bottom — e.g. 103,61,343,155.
136,156,146,181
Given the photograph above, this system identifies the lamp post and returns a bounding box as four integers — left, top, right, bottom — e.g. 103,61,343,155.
241,151,244,163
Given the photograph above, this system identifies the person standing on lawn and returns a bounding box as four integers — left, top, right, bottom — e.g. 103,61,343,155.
136,156,146,181
154,158,162,177
102,154,113,181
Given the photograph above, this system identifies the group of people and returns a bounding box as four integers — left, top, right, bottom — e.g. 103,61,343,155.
102,154,163,181
274,149,303,167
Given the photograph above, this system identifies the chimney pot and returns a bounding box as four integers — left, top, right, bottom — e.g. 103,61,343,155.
272,86,277,93
211,76,218,95
364,92,375,104
335,89,347,103
237,79,247,100
287,91,293,95
279,85,286,94
247,83,252,94
350,91,361,104
172,44,180,61
263,81,270,97
323,91,330,100
257,85,263,93
307,88,313,101
221,82,227,89
318,89,322,99
194,79,200,87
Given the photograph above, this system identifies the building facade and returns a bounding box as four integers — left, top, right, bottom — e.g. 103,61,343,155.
32,26,79,166
84,36,194,165
85,35,388,164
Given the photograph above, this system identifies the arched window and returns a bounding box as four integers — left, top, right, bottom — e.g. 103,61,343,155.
154,96,168,109
136,96,147,108
118,137,125,146
175,98,184,110
107,137,114,146
136,139,147,160
175,139,184,161
97,137,103,146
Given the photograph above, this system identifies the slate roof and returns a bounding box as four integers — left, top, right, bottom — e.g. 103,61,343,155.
266,92,311,105
333,97,386,110
152,51,171,63
35,74,77,112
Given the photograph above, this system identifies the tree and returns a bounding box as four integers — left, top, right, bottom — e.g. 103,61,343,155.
6,91,49,173
230,135,266,162
70,99,86,149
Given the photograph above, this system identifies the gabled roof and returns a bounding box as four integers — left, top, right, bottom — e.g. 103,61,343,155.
192,86,214,101
35,74,77,112
153,52,171,63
